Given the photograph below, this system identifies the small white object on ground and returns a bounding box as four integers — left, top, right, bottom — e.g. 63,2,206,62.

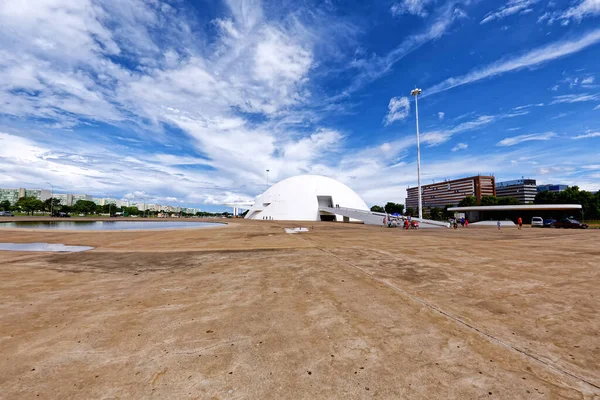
284,227,309,234
0,243,94,252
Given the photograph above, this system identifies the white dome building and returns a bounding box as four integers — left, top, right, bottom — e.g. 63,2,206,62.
245,175,369,221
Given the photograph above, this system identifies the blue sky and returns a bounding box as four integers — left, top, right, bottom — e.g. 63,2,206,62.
0,0,599,211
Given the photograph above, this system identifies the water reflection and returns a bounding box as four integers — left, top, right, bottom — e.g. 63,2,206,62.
0,221,224,231
0,243,93,252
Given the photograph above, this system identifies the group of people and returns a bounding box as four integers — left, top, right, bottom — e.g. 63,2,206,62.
383,215,419,229
452,216,469,229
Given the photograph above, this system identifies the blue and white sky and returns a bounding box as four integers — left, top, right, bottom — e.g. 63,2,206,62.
1,0,599,210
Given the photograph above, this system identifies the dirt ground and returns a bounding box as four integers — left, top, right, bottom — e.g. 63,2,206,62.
0,218,599,399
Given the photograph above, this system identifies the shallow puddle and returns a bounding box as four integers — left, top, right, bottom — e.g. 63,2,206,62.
0,243,94,252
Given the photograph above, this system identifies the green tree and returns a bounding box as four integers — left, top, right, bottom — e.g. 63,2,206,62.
480,195,498,206
60,205,72,214
442,205,455,219
16,196,44,215
72,200,97,215
384,202,405,215
458,196,477,207
44,197,62,214
535,186,600,220
0,200,11,211
370,205,385,213
534,190,558,204
429,206,442,220
123,206,140,216
497,196,520,205
405,207,416,216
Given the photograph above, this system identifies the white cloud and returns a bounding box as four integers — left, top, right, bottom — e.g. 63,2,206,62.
384,96,411,125
558,0,600,22
551,93,600,104
481,0,539,24
426,29,600,95
513,103,544,110
344,1,468,95
437,111,445,120
451,142,468,151
582,164,600,169
581,76,595,84
572,131,600,139
391,0,433,17
497,132,557,146
418,110,527,146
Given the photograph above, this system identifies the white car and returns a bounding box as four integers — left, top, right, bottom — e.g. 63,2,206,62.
531,216,543,228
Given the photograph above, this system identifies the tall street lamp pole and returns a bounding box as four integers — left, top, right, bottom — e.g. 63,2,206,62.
410,88,423,220
46,181,54,217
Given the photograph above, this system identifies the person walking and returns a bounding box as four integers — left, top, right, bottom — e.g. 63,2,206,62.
497,220,501,230
465,219,469,228
461,216,465,227
517,217,523,230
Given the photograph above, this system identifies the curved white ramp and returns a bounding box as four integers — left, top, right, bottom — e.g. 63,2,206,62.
319,206,450,228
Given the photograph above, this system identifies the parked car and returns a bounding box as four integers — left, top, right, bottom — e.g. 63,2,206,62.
52,211,70,218
531,216,543,228
0,211,14,217
553,218,588,229
543,218,556,228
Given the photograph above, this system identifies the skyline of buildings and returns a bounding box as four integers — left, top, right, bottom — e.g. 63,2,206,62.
0,187,203,215
406,176,572,209
0,176,579,216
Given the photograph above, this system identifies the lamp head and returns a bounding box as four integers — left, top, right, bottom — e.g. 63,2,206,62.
411,88,422,96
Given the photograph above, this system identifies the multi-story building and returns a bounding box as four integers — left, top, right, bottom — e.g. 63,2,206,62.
54,193,74,206
0,188,21,204
406,175,496,209
72,194,92,204
1,188,52,203
1,187,202,213
537,184,568,193
24,189,52,201
496,179,537,204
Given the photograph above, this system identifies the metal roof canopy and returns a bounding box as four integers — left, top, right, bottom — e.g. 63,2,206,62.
448,204,582,212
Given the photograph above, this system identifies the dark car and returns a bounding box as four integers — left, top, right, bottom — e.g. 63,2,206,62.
543,218,556,227
0,211,14,217
52,212,70,218
553,218,588,229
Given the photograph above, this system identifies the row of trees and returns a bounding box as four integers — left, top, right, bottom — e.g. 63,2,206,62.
0,197,228,217
457,195,520,207
535,186,600,219
370,202,405,215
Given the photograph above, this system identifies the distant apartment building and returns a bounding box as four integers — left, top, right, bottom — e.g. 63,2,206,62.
496,179,537,204
537,184,568,193
0,188,21,204
0,188,51,203
406,175,496,209
72,194,92,203
24,189,52,201
1,187,198,213
54,193,73,206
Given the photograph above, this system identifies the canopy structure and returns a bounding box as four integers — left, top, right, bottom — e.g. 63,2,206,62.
448,204,583,223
